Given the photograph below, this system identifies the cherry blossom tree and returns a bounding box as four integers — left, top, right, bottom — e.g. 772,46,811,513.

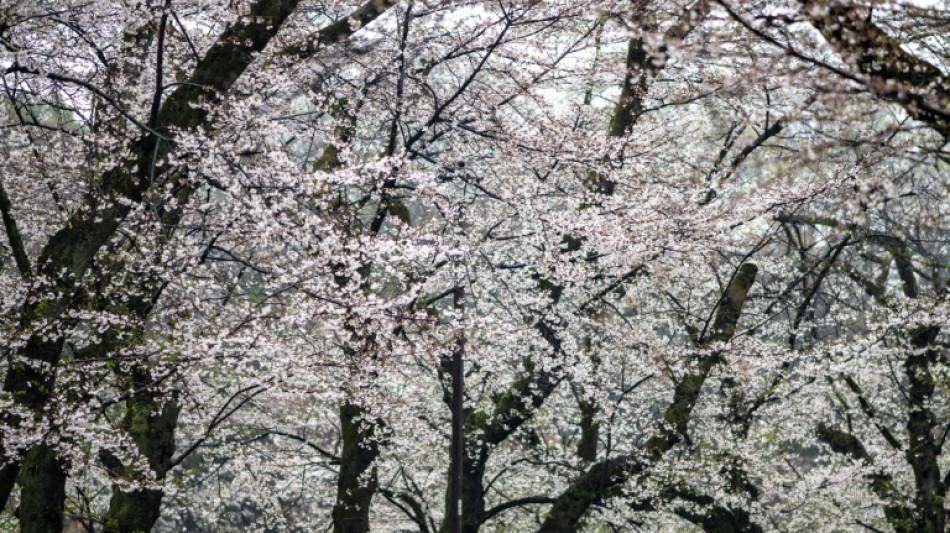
1,0,949,532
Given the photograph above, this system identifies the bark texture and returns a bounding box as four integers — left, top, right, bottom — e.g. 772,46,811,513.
332,403,380,533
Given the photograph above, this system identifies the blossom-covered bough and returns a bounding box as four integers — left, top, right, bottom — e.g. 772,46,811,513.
0,0,948,532
1,0,395,531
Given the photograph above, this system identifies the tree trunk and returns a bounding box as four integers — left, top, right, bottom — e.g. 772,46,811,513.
576,400,599,463
0,462,19,513
332,402,379,533
2,333,70,515
903,326,945,533
102,382,180,533
17,444,66,533
440,440,488,533
103,488,164,533
0,0,305,515
460,448,488,533
677,505,763,533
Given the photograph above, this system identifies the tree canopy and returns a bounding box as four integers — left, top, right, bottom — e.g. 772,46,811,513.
1,0,949,532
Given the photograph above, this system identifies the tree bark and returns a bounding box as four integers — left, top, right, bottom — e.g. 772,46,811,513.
0,463,17,514
815,243,942,533
903,326,944,533
332,403,380,533
101,377,180,533
435,320,563,533
447,288,465,533
676,504,763,533
17,444,67,533
576,399,599,463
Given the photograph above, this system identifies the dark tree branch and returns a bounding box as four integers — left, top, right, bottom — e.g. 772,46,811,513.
282,0,399,59
536,263,758,533
0,177,31,278
482,496,556,522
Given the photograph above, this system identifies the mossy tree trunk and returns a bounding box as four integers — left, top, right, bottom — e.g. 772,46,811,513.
101,369,180,533
17,444,67,533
